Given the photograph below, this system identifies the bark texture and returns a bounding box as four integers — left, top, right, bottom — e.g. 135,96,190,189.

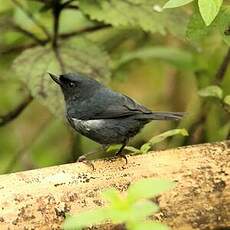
0,141,229,230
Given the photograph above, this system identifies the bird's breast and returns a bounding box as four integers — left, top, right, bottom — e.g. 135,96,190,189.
70,118,105,134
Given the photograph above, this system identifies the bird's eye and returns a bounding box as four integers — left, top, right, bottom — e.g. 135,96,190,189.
69,82,75,87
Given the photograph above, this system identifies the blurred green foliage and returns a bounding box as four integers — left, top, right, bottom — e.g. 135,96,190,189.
0,0,229,174
63,178,174,230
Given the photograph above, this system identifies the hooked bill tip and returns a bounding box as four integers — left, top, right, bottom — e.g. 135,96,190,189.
48,72,61,85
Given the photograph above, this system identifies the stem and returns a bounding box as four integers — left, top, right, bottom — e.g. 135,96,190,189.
52,2,60,49
214,48,230,85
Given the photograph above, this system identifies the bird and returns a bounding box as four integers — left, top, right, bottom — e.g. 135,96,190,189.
49,72,184,161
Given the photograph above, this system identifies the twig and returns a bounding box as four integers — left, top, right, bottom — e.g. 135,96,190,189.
0,25,111,56
11,0,51,39
59,24,111,39
0,95,33,127
214,47,230,84
0,43,37,55
12,24,46,45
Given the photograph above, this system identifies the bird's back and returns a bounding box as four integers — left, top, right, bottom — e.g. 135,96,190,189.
67,85,152,120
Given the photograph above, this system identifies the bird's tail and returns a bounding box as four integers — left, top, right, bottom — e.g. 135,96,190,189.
147,111,185,121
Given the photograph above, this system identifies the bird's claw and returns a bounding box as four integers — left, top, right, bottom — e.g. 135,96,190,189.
77,155,95,170
115,152,128,164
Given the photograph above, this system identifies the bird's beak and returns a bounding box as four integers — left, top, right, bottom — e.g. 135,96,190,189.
48,72,61,85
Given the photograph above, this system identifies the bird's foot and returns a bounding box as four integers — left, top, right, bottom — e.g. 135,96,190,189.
115,151,128,164
77,155,95,170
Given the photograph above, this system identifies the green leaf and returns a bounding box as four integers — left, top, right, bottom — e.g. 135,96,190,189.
145,129,189,147
102,188,122,206
79,0,165,34
79,0,188,36
186,11,213,41
198,85,223,99
198,0,223,26
13,38,111,117
106,144,122,153
186,6,230,45
132,201,159,219
114,46,196,70
125,146,141,155
63,208,108,230
163,0,194,9
224,95,230,106
108,200,159,224
140,143,151,154
216,6,230,46
127,179,175,203
164,7,190,37
130,221,170,230
13,1,50,40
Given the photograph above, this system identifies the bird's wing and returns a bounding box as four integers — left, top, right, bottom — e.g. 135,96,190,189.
96,95,151,118
76,90,151,119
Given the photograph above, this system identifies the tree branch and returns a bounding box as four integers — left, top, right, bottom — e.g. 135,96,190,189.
0,95,33,127
11,0,51,40
0,141,229,229
0,25,111,56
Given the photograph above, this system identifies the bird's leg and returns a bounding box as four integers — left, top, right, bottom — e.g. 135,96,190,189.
115,142,128,164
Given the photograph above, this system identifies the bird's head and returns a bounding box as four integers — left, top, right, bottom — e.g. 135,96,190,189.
48,72,101,102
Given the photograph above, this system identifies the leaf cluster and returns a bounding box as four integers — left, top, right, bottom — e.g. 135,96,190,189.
63,178,174,230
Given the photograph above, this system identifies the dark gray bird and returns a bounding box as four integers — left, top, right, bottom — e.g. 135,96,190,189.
49,72,184,158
